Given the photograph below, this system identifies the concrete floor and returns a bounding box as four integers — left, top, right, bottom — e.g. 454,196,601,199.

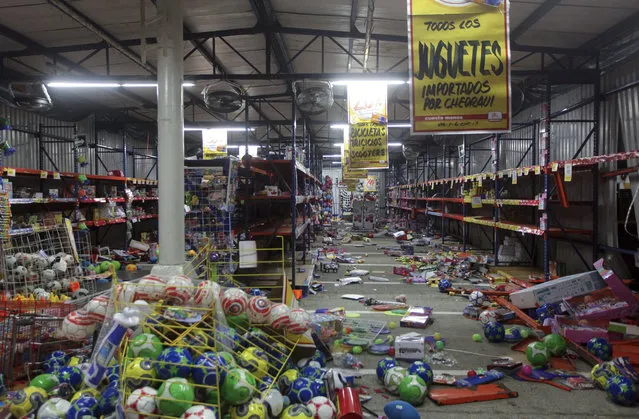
297,238,638,418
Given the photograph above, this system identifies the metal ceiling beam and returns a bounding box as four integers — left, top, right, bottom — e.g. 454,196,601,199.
346,0,359,72
249,0,293,75
511,0,561,41
579,10,639,51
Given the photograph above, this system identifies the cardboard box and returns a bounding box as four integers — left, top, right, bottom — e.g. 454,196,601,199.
400,307,432,329
509,270,606,309
394,334,425,360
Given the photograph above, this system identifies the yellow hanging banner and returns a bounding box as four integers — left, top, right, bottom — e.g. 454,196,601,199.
342,131,368,181
202,129,227,159
408,0,511,134
347,83,389,169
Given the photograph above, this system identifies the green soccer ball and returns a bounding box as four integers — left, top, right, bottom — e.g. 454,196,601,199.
526,341,550,367
30,373,59,392
383,367,407,395
221,368,256,405
398,375,428,406
543,333,567,356
127,333,164,359
156,377,195,417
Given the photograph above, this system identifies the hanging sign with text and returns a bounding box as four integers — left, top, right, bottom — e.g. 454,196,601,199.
347,83,389,169
202,129,227,159
408,0,511,134
342,130,368,182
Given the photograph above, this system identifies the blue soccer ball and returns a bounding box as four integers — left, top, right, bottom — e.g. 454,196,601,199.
377,357,398,382
408,361,433,385
310,350,327,368
105,364,120,385
301,365,325,381
97,385,120,415
155,347,193,379
310,379,327,397
606,375,637,406
193,351,228,386
587,338,612,361
56,366,83,390
484,321,506,343
243,328,271,350
288,377,315,404
216,324,239,352
259,376,279,392
66,395,99,419
44,351,69,373
438,279,452,293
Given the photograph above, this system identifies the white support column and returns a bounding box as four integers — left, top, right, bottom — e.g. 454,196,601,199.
153,0,184,274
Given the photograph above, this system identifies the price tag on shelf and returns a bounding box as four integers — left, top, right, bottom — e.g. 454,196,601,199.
512,171,518,185
551,162,559,172
524,168,530,176
6,168,15,177
53,172,61,180
564,163,573,182
40,171,48,179
478,176,483,186
535,166,541,175
471,196,482,209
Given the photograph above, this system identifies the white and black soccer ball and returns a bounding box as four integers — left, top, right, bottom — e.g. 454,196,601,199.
307,396,336,419
469,291,486,306
46,280,62,292
5,255,17,270
42,269,56,281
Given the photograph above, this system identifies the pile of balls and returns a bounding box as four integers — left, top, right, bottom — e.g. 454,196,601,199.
377,357,432,406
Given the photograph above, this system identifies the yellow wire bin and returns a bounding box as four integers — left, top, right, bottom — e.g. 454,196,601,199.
114,239,306,418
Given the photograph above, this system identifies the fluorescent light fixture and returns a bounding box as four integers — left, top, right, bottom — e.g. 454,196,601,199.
323,154,342,158
333,123,411,129
226,145,240,149
330,124,349,129
227,145,260,149
48,81,195,88
333,143,344,147
331,162,342,165
388,123,411,128
183,127,255,132
388,142,402,147
332,80,408,86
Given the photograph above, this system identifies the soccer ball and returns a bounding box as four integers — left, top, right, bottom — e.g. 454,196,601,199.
269,303,292,329
288,377,315,404
301,365,325,381
125,387,158,419
543,333,567,356
125,357,157,388
591,362,620,389
55,366,83,390
384,367,407,395
469,291,486,306
230,399,266,419
242,328,271,350
238,347,270,379
263,389,284,418
65,395,99,419
247,296,272,324
193,280,219,308
438,279,452,292
376,357,398,382
221,368,257,405
98,385,120,416
46,280,62,292
307,396,336,419
479,310,498,326
310,350,327,368
181,405,219,419
85,295,109,322
157,378,195,417
9,386,47,418
281,404,313,419
278,369,300,394
156,347,193,380
43,351,69,373
192,351,228,386
70,388,101,403
526,341,550,367
136,275,166,301
483,321,506,343
164,275,195,305
398,375,427,406
310,379,327,397
222,288,249,316
105,364,120,384
287,309,311,335
587,337,612,361
30,373,59,392
128,333,164,359
407,361,433,385
60,310,96,341
37,397,71,419
605,375,637,406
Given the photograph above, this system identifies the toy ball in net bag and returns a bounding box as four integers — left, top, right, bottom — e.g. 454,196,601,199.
127,333,164,359
483,321,505,343
125,387,158,419
222,288,249,316
230,399,267,419
543,333,567,357
269,304,292,329
587,337,612,361
193,280,219,308
9,386,48,418
307,396,336,419
155,347,193,380
407,361,433,385
238,347,270,380
376,357,398,382
479,310,498,326
438,279,452,293
247,296,272,324
526,342,550,367
384,367,408,395
125,357,157,388
221,368,257,405
399,375,428,406
469,291,486,306
60,310,96,341
156,378,195,417
136,275,166,301
164,275,195,305
281,404,314,419
181,405,219,419
288,377,315,404
605,375,637,406
287,309,311,335
37,397,71,419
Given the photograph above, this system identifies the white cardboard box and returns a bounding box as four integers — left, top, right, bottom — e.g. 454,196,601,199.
510,270,606,309
394,334,425,360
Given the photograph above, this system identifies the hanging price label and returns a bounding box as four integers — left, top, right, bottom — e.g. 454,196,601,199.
40,171,48,179
524,168,530,176
53,172,61,180
6,168,15,177
471,196,482,209
551,162,559,172
512,171,518,185
564,164,573,182
535,166,541,175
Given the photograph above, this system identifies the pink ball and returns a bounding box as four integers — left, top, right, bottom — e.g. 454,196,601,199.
247,296,272,324
521,365,533,376
222,288,248,316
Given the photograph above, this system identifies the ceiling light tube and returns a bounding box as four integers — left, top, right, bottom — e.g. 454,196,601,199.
388,143,402,147
323,154,342,158
333,143,344,147
388,123,411,128
332,80,408,86
331,162,342,165
330,124,349,129
47,82,121,88
183,127,255,132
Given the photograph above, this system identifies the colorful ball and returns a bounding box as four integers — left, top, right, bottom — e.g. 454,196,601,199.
30,373,59,392
43,351,69,373
543,333,567,357
483,321,506,343
221,368,257,405
278,369,300,394
136,275,166,301
376,357,398,382
438,279,452,292
70,388,101,403
269,303,292,329
258,376,278,392
127,333,164,359
125,387,158,419
605,375,637,406
289,377,315,404
181,405,219,419
222,288,249,316
125,357,157,388
591,362,620,389
526,341,550,367
398,375,428,406
164,275,195,305
469,290,485,306
407,361,433,385
281,404,313,419
157,378,195,417
97,385,120,416
37,397,71,419
65,395,99,419
238,347,270,379
230,400,266,419
287,309,311,335
55,366,83,390
307,396,336,419
193,351,228,386
263,389,284,418
310,350,327,368
310,379,327,397
301,365,325,381
479,310,498,326
9,386,48,418
247,296,272,324
587,337,612,361
105,364,120,384
156,347,193,380
384,367,408,395
193,280,219,308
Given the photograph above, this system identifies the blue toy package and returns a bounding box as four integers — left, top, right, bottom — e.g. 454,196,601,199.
456,370,504,387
